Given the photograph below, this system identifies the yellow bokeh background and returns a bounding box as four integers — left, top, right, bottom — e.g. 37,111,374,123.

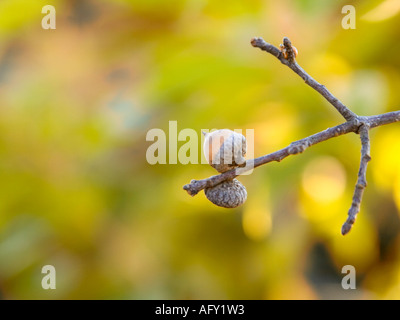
0,0,400,299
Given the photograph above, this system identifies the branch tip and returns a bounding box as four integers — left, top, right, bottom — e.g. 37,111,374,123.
341,125,371,234
341,222,353,236
250,37,259,47
250,36,357,121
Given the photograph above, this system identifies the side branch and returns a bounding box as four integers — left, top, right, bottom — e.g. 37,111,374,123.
366,111,400,128
183,111,400,198
183,120,360,196
250,37,357,121
341,124,371,235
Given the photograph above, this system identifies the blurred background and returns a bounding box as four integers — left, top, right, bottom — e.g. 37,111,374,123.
0,0,400,299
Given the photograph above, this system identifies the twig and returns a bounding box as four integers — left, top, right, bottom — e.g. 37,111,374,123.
341,124,371,235
183,36,400,235
250,37,357,121
183,120,358,196
183,113,399,197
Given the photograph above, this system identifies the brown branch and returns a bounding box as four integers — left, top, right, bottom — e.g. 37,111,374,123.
366,112,400,128
250,37,357,121
342,124,371,235
183,36,400,235
183,120,359,196
183,113,399,197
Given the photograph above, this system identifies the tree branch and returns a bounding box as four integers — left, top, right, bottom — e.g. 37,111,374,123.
183,36,400,235
250,37,357,121
183,112,399,197
342,124,371,235
183,120,359,196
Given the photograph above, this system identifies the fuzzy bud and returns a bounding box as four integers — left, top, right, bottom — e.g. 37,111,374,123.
204,179,247,208
203,129,247,173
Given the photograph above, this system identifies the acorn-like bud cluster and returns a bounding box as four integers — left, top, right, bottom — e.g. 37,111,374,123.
203,129,247,208
205,179,247,208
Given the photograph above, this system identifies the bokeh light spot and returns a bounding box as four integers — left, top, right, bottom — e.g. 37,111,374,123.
302,156,347,203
